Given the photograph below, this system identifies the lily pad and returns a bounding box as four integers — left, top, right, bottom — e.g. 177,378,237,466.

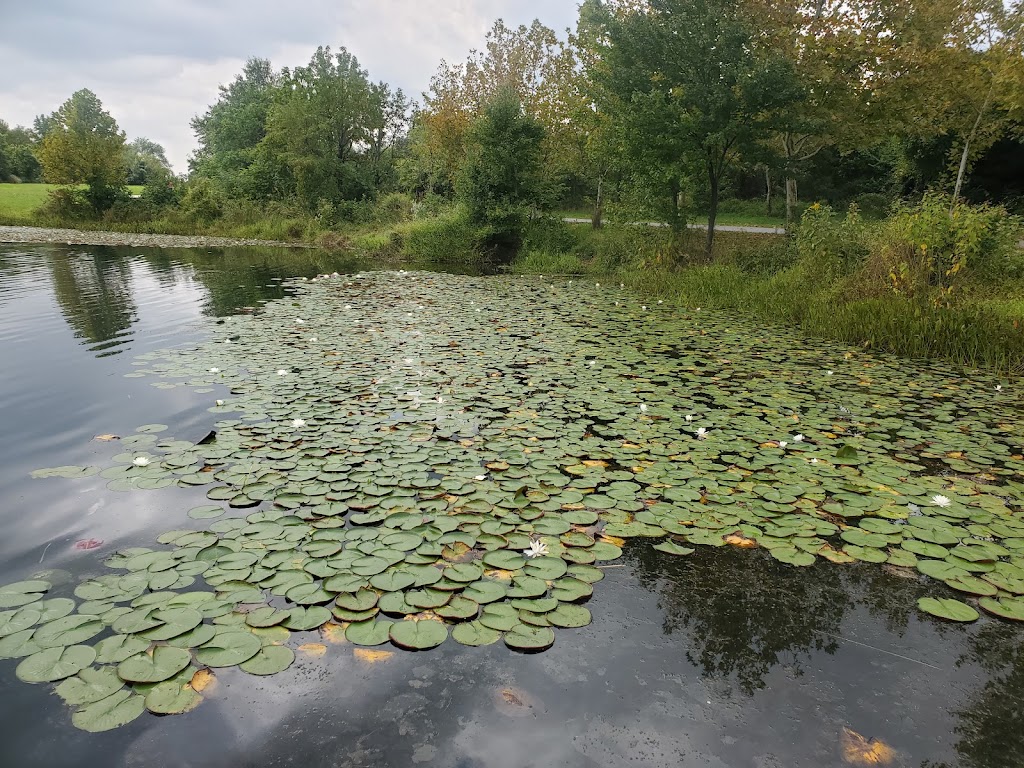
917,597,979,622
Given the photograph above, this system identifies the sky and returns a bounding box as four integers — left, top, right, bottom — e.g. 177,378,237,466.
0,0,579,172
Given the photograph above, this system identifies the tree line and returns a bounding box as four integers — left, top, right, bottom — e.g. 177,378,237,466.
2,0,1022,255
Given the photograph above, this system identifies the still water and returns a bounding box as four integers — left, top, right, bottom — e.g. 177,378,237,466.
0,244,1020,768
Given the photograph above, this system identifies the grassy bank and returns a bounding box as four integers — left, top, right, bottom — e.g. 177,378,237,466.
0,184,143,219
513,201,1024,375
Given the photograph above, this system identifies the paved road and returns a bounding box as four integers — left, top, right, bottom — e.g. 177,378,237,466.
562,217,787,234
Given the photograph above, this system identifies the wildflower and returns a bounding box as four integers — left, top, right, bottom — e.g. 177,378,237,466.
523,540,548,558
696,427,709,439
291,419,306,428
932,495,951,508
132,457,150,467
793,434,804,443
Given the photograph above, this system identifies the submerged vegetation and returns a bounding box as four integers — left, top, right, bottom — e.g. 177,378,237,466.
3,270,1024,730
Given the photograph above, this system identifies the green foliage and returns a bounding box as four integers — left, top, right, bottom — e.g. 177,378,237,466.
794,203,871,280
177,178,225,223
37,89,127,213
880,193,1024,299
124,137,170,186
0,121,42,182
457,88,547,236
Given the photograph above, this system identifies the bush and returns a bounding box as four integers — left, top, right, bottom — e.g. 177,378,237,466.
372,193,414,225
38,187,93,221
178,178,224,223
103,198,158,226
794,203,871,280
879,193,1023,301
399,211,481,262
852,192,890,219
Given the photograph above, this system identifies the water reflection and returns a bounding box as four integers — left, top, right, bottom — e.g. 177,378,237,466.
49,250,137,354
627,545,849,695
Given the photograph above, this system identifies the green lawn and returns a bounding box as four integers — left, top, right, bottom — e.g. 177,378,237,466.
0,183,144,221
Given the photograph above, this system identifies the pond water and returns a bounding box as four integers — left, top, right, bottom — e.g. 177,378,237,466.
0,243,1022,768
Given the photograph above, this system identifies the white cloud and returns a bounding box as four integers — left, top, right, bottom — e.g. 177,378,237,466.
0,0,578,172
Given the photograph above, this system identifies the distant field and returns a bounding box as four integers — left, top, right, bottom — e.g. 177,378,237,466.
0,183,144,220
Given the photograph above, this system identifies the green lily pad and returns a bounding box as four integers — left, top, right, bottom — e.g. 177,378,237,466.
117,646,192,683
452,621,501,646
195,631,263,667
504,623,555,651
239,644,295,675
16,645,96,683
345,619,395,646
55,666,125,706
917,597,979,622
0,580,50,609
144,681,203,714
389,620,448,650
72,690,146,732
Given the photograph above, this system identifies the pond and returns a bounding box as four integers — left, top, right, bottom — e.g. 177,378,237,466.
0,243,1022,768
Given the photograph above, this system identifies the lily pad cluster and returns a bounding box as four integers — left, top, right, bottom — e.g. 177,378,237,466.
10,270,1024,731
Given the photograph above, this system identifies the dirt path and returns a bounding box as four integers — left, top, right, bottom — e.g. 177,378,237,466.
0,225,305,249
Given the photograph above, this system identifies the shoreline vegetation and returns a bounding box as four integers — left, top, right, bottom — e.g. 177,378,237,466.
3,191,1023,375
3,1,1024,374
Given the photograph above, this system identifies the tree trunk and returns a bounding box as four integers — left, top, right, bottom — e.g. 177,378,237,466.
951,80,994,211
765,167,772,216
785,177,798,226
592,177,603,229
705,169,719,261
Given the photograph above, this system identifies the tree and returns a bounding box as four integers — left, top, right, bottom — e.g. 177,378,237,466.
37,89,126,213
260,47,378,210
0,120,42,182
190,58,279,197
595,0,803,256
124,137,171,185
457,88,546,237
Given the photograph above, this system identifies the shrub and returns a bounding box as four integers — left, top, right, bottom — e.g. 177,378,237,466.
38,187,93,221
178,178,224,223
372,193,414,225
879,193,1023,303
794,203,870,279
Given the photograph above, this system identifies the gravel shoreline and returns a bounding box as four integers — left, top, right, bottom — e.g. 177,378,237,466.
0,225,307,249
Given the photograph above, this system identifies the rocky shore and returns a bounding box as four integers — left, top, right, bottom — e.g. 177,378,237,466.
0,225,306,249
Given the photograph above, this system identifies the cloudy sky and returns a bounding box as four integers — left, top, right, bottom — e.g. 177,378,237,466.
0,1,579,172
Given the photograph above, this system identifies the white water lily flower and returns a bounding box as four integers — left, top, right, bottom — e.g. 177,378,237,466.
641,305,647,310
615,301,620,306
908,503,921,515
658,300,663,304
996,385,1003,392
436,396,445,403
793,434,805,443
215,399,225,406
826,370,834,376
291,419,306,428
932,494,952,508
639,404,648,413
685,414,694,422
310,337,318,342
620,283,625,288
132,457,150,467
474,474,487,481
208,367,220,374
523,540,548,558
696,427,709,439
595,282,600,287
344,304,352,310
277,369,289,376
810,458,819,464
295,318,305,324
779,441,788,449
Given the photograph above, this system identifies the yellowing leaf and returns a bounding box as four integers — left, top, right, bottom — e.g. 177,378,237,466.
724,534,757,548
353,649,393,665
600,535,626,547
841,727,895,765
93,434,120,442
321,622,348,644
189,669,216,693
